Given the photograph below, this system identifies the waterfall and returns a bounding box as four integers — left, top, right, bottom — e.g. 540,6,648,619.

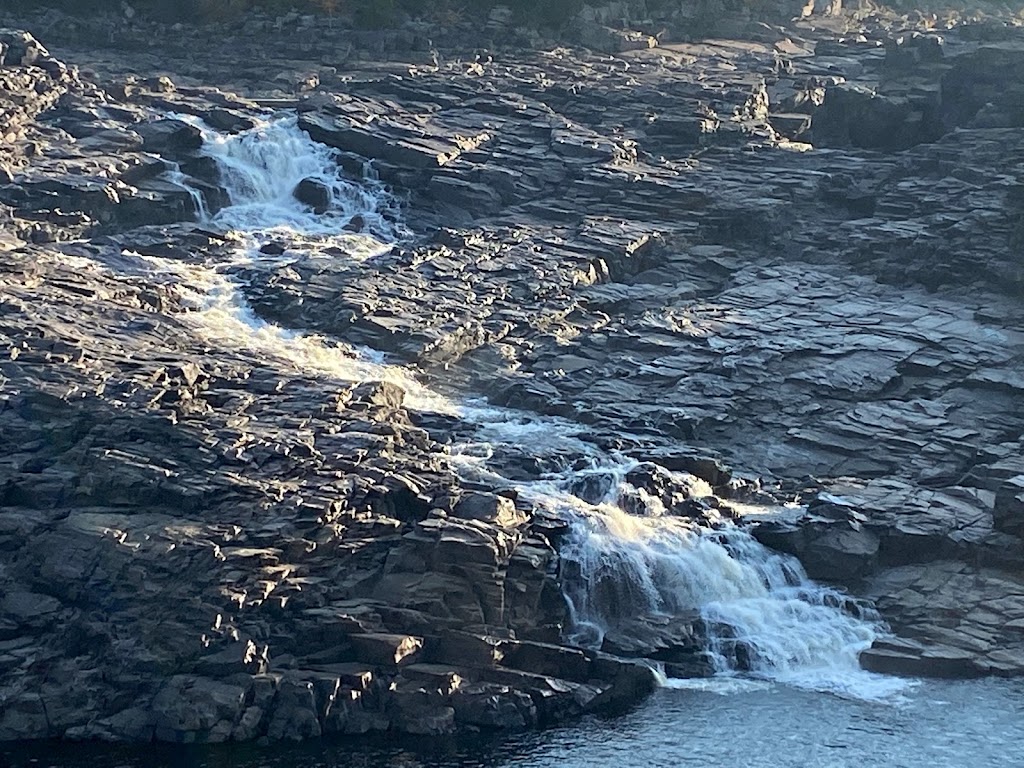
524,461,908,700
151,114,451,414
157,116,905,701
194,114,400,242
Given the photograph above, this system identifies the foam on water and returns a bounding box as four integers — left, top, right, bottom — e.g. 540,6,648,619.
155,115,450,413
183,113,400,245
157,115,907,702
133,253,456,415
514,458,910,701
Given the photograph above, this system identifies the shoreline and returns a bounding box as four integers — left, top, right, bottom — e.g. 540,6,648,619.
1,2,1023,745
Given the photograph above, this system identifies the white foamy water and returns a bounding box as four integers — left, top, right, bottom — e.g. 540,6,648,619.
537,462,908,700
152,115,451,413
183,114,401,243
156,116,906,701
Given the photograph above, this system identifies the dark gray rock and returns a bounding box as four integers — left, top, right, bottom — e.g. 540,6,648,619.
994,476,1024,537
293,177,331,213
135,119,203,155
2,10,1024,746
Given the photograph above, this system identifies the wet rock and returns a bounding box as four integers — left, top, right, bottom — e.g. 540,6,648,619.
753,517,880,584
135,119,203,155
0,694,50,740
860,637,978,679
67,706,154,742
348,380,405,410
585,652,660,710
203,108,255,134
601,613,706,667
293,177,331,214
451,684,536,729
265,676,322,742
623,463,713,519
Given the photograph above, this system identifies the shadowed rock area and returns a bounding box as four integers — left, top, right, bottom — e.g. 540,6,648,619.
1,0,1024,745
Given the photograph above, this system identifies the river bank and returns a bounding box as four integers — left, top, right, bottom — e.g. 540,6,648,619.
1,0,1023,745
4,679,1024,766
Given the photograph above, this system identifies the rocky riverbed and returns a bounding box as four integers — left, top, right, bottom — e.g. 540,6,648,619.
1,0,1023,746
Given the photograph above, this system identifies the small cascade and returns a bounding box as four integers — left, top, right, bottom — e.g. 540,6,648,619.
155,114,905,701
524,460,907,699
164,161,210,220
191,114,400,242
148,115,450,413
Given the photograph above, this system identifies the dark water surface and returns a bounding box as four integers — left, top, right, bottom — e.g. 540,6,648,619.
4,679,1023,768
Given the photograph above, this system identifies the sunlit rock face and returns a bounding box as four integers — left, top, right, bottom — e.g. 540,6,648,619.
1,2,1024,745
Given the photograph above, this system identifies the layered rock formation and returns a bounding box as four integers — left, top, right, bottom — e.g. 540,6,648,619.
1,1,1024,745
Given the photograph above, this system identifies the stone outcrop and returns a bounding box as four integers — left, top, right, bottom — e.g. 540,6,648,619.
861,562,1024,677
1,1,1024,745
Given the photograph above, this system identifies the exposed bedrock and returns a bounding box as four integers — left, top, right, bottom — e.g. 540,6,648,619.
1,4,1024,744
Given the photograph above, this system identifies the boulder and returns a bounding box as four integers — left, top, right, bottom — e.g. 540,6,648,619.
135,119,203,155
265,676,322,742
450,684,536,729
865,562,1024,678
452,492,528,528
0,30,48,69
586,652,660,710
293,177,331,214
994,475,1024,537
810,85,941,150
423,632,509,668
348,380,405,410
150,676,247,743
753,517,879,583
941,47,1024,130
623,462,713,519
601,613,706,665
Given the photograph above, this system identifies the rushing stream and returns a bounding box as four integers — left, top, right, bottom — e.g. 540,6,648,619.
152,115,906,700
8,105,1017,768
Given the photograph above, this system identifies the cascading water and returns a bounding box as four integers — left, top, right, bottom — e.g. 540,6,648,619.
449,429,905,698
152,115,453,413
193,115,400,241
159,116,906,701
515,460,908,700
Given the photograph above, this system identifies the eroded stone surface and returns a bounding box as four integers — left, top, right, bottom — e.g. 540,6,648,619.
1,3,1023,742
